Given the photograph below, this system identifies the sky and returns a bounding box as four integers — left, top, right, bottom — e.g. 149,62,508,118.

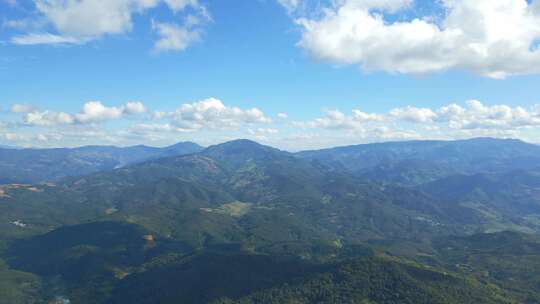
1,0,540,150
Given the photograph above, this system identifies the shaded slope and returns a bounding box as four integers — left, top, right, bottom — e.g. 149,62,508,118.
110,254,513,304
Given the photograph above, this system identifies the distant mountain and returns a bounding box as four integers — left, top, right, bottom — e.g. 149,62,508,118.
52,139,476,245
0,141,203,184
2,138,540,303
298,138,540,186
4,137,537,185
3,138,540,243
0,138,495,271
0,145,18,149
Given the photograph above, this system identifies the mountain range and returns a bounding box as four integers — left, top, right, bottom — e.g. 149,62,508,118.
0,142,203,184
1,137,540,303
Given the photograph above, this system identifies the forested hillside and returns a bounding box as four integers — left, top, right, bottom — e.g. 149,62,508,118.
0,138,539,303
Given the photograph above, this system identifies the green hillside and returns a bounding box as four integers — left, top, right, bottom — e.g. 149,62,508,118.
1,138,540,303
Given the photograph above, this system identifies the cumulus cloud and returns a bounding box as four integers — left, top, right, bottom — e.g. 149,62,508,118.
24,110,75,126
154,98,272,131
152,21,201,52
124,101,147,115
21,101,147,126
8,97,540,148
437,100,540,129
294,0,540,78
33,0,149,37
295,100,540,133
285,100,540,147
294,108,383,129
389,106,438,123
277,112,289,119
74,101,125,123
9,0,207,49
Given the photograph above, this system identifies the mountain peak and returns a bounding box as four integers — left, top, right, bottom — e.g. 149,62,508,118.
165,141,203,150
207,139,264,149
216,138,261,147
203,139,286,159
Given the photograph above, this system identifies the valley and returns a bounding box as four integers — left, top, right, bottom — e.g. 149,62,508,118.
1,138,540,303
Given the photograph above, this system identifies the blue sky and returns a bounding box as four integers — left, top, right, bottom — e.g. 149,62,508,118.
1,0,540,150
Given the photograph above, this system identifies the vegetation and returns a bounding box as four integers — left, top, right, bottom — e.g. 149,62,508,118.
0,142,202,184
0,138,540,303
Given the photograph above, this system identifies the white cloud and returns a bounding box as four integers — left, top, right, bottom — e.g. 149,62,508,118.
389,106,438,123
277,0,301,14
8,97,540,149
164,0,197,11
152,111,170,120
134,123,194,133
75,101,125,123
36,133,62,142
295,100,540,133
294,108,383,129
247,128,279,141
21,101,147,126
155,98,272,131
135,123,174,131
294,109,357,129
36,134,48,142
351,109,384,122
9,0,206,48
436,100,540,129
34,0,138,37
0,132,27,142
75,101,147,123
277,112,289,119
124,101,147,114
340,0,413,12
24,110,75,126
152,21,201,52
248,128,279,135
11,33,84,45
10,104,35,113
295,0,540,78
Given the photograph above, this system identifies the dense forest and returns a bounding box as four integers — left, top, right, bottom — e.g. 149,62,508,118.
1,138,540,303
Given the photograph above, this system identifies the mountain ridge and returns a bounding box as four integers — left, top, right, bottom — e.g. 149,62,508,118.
0,141,204,184
1,137,540,303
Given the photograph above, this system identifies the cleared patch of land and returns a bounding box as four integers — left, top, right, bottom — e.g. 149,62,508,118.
201,202,253,217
